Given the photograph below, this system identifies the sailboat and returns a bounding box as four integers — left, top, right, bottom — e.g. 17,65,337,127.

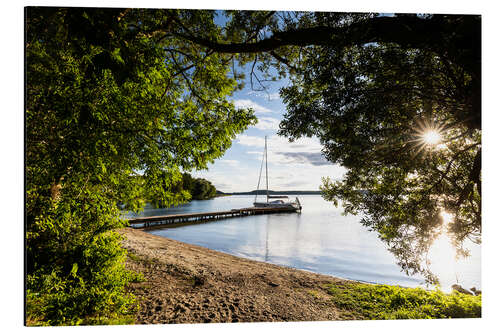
253,136,302,211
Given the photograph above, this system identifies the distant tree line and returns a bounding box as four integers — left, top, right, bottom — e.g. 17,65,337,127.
149,173,217,207
227,190,321,195
186,175,218,200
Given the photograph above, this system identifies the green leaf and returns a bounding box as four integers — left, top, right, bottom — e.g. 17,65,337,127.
70,263,78,277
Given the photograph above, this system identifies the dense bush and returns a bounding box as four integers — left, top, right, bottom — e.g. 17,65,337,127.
327,283,481,319
26,188,138,325
149,173,217,207
190,177,217,200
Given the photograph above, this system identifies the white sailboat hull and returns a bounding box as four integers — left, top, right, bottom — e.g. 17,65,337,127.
253,200,301,210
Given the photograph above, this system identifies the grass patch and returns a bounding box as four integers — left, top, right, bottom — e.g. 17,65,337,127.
129,270,145,283
26,297,138,327
307,289,321,299
127,252,142,262
85,315,136,325
326,282,481,320
127,251,160,266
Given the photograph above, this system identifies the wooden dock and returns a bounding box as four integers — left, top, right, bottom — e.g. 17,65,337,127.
128,206,300,229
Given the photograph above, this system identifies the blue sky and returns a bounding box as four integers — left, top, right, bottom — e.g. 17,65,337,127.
191,12,346,192
192,65,346,192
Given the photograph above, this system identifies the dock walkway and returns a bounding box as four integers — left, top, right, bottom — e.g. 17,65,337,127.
128,206,299,229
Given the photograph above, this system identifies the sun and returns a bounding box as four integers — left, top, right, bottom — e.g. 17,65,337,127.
410,119,447,155
422,130,442,145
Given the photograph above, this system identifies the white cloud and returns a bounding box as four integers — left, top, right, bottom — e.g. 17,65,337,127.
265,162,346,191
268,92,281,100
196,156,345,192
195,134,346,192
247,91,281,101
275,152,330,166
231,134,347,191
218,159,240,167
252,117,281,131
233,99,273,114
192,169,257,193
237,134,323,155
236,134,266,148
247,150,263,155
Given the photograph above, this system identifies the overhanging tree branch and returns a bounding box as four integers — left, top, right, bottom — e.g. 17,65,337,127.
171,15,480,129
173,15,479,65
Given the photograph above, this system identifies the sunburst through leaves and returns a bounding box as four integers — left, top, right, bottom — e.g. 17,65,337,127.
411,120,447,155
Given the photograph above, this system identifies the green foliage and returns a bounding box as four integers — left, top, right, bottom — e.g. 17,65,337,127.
26,7,255,325
190,177,217,200
327,283,481,319
148,172,217,207
25,185,139,325
272,14,481,283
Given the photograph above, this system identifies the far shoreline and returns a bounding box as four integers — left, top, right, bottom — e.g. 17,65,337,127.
219,190,322,195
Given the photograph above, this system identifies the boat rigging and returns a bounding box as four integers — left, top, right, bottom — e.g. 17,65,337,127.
253,136,302,211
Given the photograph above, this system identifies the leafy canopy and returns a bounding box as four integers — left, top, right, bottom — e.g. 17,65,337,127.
176,12,481,284
26,7,255,325
277,14,481,284
148,173,218,207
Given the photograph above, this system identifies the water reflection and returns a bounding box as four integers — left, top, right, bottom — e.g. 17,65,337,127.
427,232,481,290
136,195,480,291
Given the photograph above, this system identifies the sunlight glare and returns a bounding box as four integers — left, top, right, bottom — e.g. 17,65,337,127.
427,232,457,290
422,130,441,145
440,210,453,227
411,120,447,154
426,210,458,291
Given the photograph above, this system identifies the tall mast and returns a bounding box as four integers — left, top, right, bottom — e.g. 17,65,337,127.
254,139,265,203
265,136,269,202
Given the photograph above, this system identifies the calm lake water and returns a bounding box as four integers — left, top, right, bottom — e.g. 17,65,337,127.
124,195,481,291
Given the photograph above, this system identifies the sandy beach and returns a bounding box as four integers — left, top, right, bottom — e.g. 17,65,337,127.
118,227,357,324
